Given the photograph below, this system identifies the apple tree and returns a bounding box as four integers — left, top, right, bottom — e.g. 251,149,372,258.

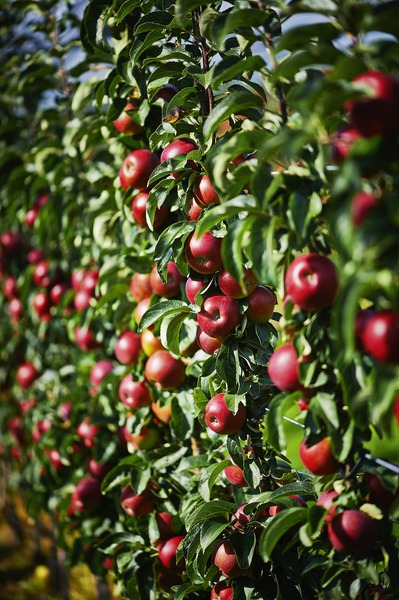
0,0,399,599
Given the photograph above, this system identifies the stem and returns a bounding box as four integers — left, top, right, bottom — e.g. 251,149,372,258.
192,10,214,116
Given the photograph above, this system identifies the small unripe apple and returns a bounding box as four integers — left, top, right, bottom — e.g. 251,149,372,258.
362,310,399,364
130,272,152,302
299,437,339,476
145,350,186,390
160,138,198,179
17,362,38,389
185,231,223,274
119,149,160,191
158,535,185,571
149,262,185,298
204,393,246,435
217,268,257,299
118,375,152,409
131,191,169,228
327,510,379,556
120,484,154,518
114,330,142,365
197,295,241,338
285,253,339,311
193,174,220,207
247,285,276,323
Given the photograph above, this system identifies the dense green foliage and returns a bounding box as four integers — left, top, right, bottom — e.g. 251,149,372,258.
1,1,399,598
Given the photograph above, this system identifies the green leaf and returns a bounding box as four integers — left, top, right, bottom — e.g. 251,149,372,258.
212,55,266,88
200,517,230,549
137,300,191,332
185,500,236,530
230,529,257,571
203,91,264,141
134,11,173,35
258,508,307,561
198,460,231,501
116,0,142,24
196,196,261,237
160,311,192,356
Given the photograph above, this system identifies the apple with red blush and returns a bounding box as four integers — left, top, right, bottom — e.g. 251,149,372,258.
141,329,164,356
132,191,169,228
212,540,247,578
120,484,154,517
32,291,52,317
211,581,233,600
3,275,18,298
267,342,305,393
285,253,339,311
119,149,160,191
119,375,152,409
149,262,185,298
185,276,208,304
224,464,248,487
17,362,39,389
68,477,102,516
113,102,144,135
204,393,246,435
134,296,152,325
351,191,379,227
74,326,100,351
130,272,152,301
50,282,71,305
153,84,178,101
114,330,142,365
145,350,186,390
317,489,339,524
247,285,276,323
160,138,198,178
217,267,257,299
332,125,362,163
158,535,185,571
362,310,399,364
193,174,220,208
327,509,379,556
33,260,52,288
77,418,99,448
9,297,23,322
197,295,241,338
196,327,225,355
90,360,113,391
185,230,223,274
299,437,339,476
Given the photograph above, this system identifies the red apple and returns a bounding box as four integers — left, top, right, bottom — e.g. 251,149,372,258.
268,342,303,392
134,296,152,325
47,448,63,471
25,207,39,228
185,276,208,304
0,231,23,253
317,489,339,523
34,194,49,209
3,275,18,298
213,540,247,578
72,268,87,291
185,231,223,275
90,360,113,390
345,70,399,138
32,291,51,316
74,326,100,351
362,310,399,364
247,285,276,323
27,248,45,264
119,149,160,191
17,362,38,388
269,495,307,516
217,268,257,299
88,458,112,480
150,262,185,298
204,393,246,435
130,272,152,302
50,282,71,305
285,253,339,311
68,477,102,516
9,297,23,321
7,417,25,445
131,191,169,228
156,512,176,540
193,174,220,207
187,197,202,221
120,484,154,517
114,330,142,365
33,260,52,288
82,270,99,294
196,327,225,355
141,329,164,356
77,418,99,448
332,125,362,163
153,84,178,101
160,138,198,178
327,510,379,556
118,375,152,409
158,535,185,571
19,398,36,415
145,350,186,390
32,418,52,442
351,191,379,226
197,295,241,338
224,464,248,487
211,581,233,600
299,437,339,476
113,102,144,135
365,474,398,509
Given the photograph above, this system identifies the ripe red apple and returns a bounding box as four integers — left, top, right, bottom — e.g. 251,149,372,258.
327,510,379,556
32,291,52,316
72,268,87,291
247,285,276,323
185,276,208,304
160,138,198,178
268,342,303,392
17,362,38,389
50,282,71,305
351,191,379,226
362,310,399,364
355,308,374,349
187,197,202,221
131,191,169,228
119,149,160,191
332,125,362,163
197,295,241,338
33,260,52,288
141,329,164,356
231,503,253,529
81,269,99,294
213,540,247,578
9,297,23,322
114,330,142,365
299,437,339,476
345,70,399,138
149,262,185,298
193,174,220,207
27,248,45,264
153,84,178,101
3,275,18,298
204,393,246,435
145,350,186,390
25,207,39,228
77,418,99,448
88,458,112,481
211,581,233,600
196,327,225,355
68,477,102,516
130,272,152,302
134,296,152,325
32,418,52,442
90,360,113,390
156,512,176,540
118,375,152,409
74,326,100,351
217,268,257,299
285,253,339,311
224,464,248,487
365,474,398,509
185,230,223,274
19,398,36,415
120,484,154,517
317,489,339,524
158,535,185,571
113,102,144,135
0,231,23,253
47,448,63,471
